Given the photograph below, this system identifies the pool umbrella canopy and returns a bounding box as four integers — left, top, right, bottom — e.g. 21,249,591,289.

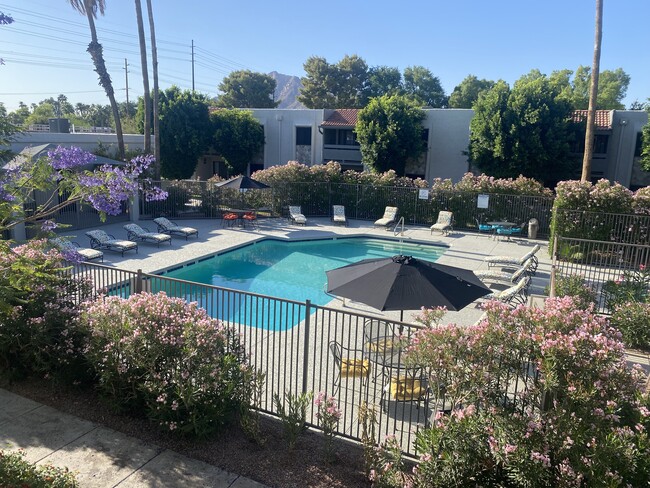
216,175,270,190
326,255,492,320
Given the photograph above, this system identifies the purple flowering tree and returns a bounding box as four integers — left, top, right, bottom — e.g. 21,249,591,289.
0,145,167,232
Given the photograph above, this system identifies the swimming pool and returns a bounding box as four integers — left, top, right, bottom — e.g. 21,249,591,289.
160,237,447,328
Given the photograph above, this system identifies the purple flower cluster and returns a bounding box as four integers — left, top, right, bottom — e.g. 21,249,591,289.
47,146,97,170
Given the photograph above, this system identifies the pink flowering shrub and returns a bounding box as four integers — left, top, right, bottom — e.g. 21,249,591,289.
609,301,650,351
454,173,553,197
407,298,650,487
0,239,91,382
80,292,249,437
314,392,342,462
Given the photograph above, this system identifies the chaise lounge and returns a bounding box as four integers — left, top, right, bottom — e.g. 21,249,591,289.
331,205,347,226
484,244,540,272
153,217,199,240
288,206,307,225
50,237,104,262
430,210,454,235
124,223,172,247
374,206,398,229
86,230,138,256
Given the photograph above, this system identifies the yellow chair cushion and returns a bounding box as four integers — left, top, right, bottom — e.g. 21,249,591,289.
366,338,394,353
340,358,370,378
390,377,425,401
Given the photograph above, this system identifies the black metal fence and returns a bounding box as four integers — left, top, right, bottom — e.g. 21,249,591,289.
552,209,650,246
552,236,650,314
139,180,556,237
67,261,539,457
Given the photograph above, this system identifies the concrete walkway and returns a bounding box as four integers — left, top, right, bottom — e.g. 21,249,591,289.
0,389,268,488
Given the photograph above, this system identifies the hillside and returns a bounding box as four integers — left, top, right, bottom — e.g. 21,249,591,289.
270,71,305,109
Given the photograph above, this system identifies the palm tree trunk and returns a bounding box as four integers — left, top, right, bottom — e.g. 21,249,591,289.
146,0,161,179
84,9,125,160
134,0,151,154
581,0,603,182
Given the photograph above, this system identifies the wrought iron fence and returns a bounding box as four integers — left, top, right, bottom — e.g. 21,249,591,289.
67,260,539,457
139,180,556,237
552,236,650,314
552,209,650,246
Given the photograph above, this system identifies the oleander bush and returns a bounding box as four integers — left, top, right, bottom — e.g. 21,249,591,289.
396,298,650,487
80,292,250,437
609,302,650,351
549,272,597,310
0,449,79,487
0,239,92,383
602,264,650,310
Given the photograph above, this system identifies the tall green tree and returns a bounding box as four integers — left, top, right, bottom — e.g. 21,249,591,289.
582,0,603,182
211,109,265,176
333,54,369,108
134,0,151,154
355,94,426,175
367,66,402,100
403,66,447,108
448,75,495,108
67,0,125,159
298,56,338,108
216,70,279,108
158,86,212,179
640,106,650,172
468,77,577,187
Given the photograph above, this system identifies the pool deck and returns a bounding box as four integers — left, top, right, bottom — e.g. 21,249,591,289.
57,216,552,326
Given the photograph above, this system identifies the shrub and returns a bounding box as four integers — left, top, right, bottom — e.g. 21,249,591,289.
314,392,341,462
0,449,79,487
602,264,650,311
0,239,91,382
550,273,597,310
609,302,650,351
407,298,650,487
80,292,249,437
272,390,312,450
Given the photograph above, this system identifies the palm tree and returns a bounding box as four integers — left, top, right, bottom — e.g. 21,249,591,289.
146,0,161,179
134,0,151,154
68,0,125,159
581,0,603,182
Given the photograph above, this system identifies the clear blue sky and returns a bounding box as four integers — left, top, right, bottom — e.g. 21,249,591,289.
0,0,648,112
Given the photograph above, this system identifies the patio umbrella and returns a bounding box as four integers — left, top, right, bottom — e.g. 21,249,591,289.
216,175,270,190
326,255,491,321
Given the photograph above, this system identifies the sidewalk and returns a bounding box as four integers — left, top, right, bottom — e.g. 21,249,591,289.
0,389,268,488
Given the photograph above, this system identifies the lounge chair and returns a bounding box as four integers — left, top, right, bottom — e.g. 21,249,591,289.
475,257,535,285
331,205,347,226
430,210,454,235
288,206,307,225
374,206,398,229
482,275,530,307
86,230,138,256
50,237,104,262
124,223,172,247
153,217,198,240
484,244,540,272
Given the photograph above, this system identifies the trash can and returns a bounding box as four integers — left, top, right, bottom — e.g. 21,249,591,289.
528,218,539,239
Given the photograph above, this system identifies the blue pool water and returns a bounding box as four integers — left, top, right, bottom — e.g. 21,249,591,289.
160,237,447,329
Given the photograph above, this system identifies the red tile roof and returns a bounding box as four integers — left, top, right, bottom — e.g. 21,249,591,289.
321,109,360,127
571,110,613,130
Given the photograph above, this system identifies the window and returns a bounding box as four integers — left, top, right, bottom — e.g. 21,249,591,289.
296,127,311,146
323,129,337,145
593,134,609,154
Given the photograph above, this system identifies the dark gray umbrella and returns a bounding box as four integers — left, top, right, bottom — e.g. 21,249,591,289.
326,255,491,321
217,175,270,190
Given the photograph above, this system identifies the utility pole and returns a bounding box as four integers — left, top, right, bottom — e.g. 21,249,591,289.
123,58,130,116
191,40,195,91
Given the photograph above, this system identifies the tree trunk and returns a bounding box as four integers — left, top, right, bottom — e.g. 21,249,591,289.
85,9,125,160
581,0,603,182
146,0,161,179
134,0,151,154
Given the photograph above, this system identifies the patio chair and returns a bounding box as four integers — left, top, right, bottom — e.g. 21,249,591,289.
374,206,398,229
124,223,172,247
484,244,540,272
381,367,430,416
242,211,258,229
482,275,530,307
475,257,536,285
496,221,527,239
331,205,347,226
329,340,370,396
430,211,454,235
222,212,239,227
153,217,198,240
288,206,307,225
50,237,104,262
85,230,138,256
475,218,497,238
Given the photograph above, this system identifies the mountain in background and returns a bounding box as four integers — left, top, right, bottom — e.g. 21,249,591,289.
270,71,305,109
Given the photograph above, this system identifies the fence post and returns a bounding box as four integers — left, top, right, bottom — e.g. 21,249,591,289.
302,299,311,396
549,236,558,298
135,269,143,294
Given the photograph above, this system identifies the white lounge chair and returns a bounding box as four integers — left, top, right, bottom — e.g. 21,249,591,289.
484,244,540,272
430,210,454,235
374,206,398,229
86,230,138,256
50,237,104,262
153,217,198,240
483,275,530,306
288,206,307,225
124,223,172,247
331,205,347,226
475,257,536,284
